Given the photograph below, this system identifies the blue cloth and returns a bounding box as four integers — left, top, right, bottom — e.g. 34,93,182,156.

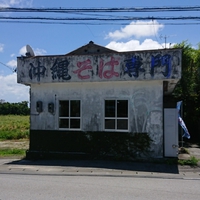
176,101,190,139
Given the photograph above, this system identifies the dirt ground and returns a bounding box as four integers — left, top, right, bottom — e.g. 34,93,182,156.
182,143,200,159
0,139,29,150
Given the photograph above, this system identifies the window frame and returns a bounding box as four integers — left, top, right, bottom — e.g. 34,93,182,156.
104,99,129,132
59,99,81,130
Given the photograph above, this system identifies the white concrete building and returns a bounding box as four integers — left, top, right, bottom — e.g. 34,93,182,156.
17,41,181,159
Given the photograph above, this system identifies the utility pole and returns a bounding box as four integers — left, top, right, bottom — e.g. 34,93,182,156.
160,34,169,49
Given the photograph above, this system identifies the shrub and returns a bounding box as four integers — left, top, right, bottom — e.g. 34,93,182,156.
86,132,153,160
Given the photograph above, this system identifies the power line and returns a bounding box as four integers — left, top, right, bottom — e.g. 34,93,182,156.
0,61,16,72
1,6,200,13
1,16,200,21
1,20,200,26
1,6,200,25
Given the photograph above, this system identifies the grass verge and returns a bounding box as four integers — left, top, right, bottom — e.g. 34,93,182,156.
0,149,26,158
151,156,199,167
178,156,199,166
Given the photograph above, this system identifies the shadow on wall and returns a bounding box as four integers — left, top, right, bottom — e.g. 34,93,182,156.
27,131,154,161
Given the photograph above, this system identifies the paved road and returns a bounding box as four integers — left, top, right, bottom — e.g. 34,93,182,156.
1,173,200,200
0,158,200,200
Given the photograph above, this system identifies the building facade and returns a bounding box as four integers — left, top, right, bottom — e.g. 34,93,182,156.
17,42,182,159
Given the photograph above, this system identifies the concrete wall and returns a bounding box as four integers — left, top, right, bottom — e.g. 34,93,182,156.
17,47,180,158
30,80,163,157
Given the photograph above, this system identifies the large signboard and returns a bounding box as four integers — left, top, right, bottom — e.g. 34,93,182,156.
17,49,182,84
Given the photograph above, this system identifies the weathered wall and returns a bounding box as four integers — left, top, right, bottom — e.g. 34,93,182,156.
30,80,163,157
17,49,182,85
17,47,179,158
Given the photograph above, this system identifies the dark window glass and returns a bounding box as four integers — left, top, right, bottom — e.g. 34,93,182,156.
59,119,69,128
70,119,80,128
105,100,128,131
70,100,80,117
117,100,128,118
59,101,69,117
105,119,115,129
105,100,115,117
59,100,81,129
117,119,128,130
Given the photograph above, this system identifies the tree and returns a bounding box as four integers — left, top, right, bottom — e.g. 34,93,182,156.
0,101,30,115
173,41,200,142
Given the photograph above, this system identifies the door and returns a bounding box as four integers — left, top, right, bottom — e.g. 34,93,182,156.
164,108,178,157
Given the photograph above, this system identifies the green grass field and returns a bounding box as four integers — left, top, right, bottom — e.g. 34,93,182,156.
0,115,29,157
0,115,29,140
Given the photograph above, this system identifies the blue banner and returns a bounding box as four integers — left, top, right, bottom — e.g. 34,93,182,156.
176,101,190,139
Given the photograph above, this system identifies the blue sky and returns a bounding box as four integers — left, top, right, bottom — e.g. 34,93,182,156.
0,0,200,102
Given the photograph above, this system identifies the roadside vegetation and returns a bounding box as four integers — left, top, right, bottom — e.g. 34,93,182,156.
178,156,199,166
0,115,29,157
172,42,200,142
0,115,29,140
0,149,26,158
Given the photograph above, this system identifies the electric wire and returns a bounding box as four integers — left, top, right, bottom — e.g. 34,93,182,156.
0,6,200,25
1,6,200,13
1,20,200,25
0,61,15,72
1,16,200,21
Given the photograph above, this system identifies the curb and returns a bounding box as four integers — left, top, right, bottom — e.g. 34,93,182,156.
0,158,200,179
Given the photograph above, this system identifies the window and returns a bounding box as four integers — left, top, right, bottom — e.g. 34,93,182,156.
59,100,81,129
104,100,128,131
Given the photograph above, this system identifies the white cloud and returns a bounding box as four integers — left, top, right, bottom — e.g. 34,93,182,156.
19,45,47,56
106,20,164,40
0,73,29,102
10,53,15,57
0,0,33,7
34,48,47,56
106,39,174,52
0,43,4,52
6,59,17,68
